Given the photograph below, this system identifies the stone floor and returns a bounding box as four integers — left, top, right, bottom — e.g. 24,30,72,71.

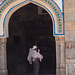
27,74,55,75
8,74,55,75
11,74,55,75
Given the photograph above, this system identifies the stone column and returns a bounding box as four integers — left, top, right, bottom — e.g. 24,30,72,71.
55,36,66,75
59,37,66,75
55,37,60,75
0,38,8,75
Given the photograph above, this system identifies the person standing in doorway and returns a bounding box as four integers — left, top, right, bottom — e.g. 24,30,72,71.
27,45,43,75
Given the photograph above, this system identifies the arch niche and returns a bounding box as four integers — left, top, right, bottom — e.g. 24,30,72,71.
0,0,66,75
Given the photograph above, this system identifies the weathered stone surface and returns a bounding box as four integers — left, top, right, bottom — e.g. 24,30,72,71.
66,59,75,64
66,49,75,59
0,38,8,75
56,68,60,75
65,22,75,31
64,0,75,9
65,31,75,41
60,42,65,68
64,0,75,22
56,41,60,68
56,40,66,75
65,41,75,49
66,64,75,75
64,12,75,21
0,70,8,75
60,68,66,75
65,42,72,49
72,44,75,48
64,0,75,31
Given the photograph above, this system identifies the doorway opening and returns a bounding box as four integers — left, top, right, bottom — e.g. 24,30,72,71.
6,3,56,75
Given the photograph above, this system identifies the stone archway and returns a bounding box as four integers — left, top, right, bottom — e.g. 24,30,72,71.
7,3,55,75
0,0,65,75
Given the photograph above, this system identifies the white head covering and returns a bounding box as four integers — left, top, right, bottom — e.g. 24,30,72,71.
32,45,37,49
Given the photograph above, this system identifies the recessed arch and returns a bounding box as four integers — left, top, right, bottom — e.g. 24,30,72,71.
0,0,64,37
7,3,56,75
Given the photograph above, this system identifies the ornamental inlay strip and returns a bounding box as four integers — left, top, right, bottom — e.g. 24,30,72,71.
0,0,64,35
41,0,62,33
0,0,15,14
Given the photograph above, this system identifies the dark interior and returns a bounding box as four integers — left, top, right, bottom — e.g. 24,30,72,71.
6,3,56,75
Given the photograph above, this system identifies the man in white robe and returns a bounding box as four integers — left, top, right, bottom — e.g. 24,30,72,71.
27,45,43,75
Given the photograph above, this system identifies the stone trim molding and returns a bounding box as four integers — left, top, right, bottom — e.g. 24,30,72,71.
55,36,65,42
0,38,7,44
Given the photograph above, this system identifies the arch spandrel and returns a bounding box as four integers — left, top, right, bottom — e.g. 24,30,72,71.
0,0,64,38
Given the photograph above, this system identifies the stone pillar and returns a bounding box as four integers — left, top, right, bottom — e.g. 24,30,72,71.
59,38,66,75
55,37,60,75
0,38,8,75
55,36,66,75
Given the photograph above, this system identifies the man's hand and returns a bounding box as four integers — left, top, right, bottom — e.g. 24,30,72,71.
38,49,40,53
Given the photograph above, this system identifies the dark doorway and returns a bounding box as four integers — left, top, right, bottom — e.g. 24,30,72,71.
7,3,56,75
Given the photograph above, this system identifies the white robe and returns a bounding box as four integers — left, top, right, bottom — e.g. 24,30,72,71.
27,48,43,64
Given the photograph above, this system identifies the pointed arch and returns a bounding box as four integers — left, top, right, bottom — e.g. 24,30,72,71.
0,0,64,37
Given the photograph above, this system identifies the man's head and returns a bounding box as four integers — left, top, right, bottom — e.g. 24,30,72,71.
32,45,37,50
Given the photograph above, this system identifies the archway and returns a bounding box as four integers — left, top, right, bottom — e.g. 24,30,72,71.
7,3,56,75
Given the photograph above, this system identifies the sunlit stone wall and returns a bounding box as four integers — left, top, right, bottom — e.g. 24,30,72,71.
64,0,75,75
